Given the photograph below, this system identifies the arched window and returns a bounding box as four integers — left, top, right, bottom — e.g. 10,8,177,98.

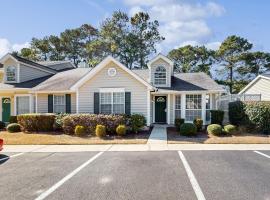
154,66,166,85
6,66,16,82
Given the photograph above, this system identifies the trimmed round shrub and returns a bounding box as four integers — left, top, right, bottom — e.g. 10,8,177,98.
175,118,185,131
193,118,203,132
224,124,237,134
9,116,17,124
7,123,21,133
95,125,106,138
74,125,86,137
116,125,127,136
180,123,197,136
0,121,6,129
207,124,222,136
130,114,146,133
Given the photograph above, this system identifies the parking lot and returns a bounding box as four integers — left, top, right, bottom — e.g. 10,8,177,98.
0,150,270,200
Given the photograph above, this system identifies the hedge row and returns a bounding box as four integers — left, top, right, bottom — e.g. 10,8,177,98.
229,101,270,133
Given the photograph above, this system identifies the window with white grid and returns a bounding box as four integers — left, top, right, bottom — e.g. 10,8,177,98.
154,66,166,85
175,95,181,119
186,94,202,121
206,94,211,122
54,95,65,113
6,66,16,82
16,96,30,115
100,92,125,114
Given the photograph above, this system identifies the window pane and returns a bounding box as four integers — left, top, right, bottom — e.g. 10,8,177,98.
100,92,112,114
154,66,166,85
6,66,16,81
186,110,202,121
175,95,181,119
100,104,112,114
16,96,30,115
54,95,65,113
206,94,210,109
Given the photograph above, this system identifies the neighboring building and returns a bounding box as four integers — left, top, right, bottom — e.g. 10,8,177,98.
0,53,224,125
239,74,270,101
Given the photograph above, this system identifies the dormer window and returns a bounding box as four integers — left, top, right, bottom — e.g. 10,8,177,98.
6,66,16,82
154,66,166,85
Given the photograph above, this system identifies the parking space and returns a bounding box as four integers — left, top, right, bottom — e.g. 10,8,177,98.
0,150,270,200
183,151,270,200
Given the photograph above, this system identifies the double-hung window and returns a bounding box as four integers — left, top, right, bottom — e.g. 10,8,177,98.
16,96,30,115
154,66,166,85
186,94,202,121
175,95,181,119
54,95,66,113
6,66,16,82
100,90,125,114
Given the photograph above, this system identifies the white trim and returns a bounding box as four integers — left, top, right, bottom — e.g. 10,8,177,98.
147,90,151,126
0,53,17,63
239,75,270,94
202,93,206,125
76,89,79,114
35,93,38,113
99,88,125,93
153,90,223,95
0,96,12,121
33,90,72,94
181,94,186,120
152,94,167,123
173,94,176,123
147,54,174,68
70,56,154,90
14,94,32,115
167,94,170,124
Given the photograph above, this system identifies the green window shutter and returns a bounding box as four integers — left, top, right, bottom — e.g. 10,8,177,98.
125,92,131,115
94,92,100,114
65,94,71,113
48,94,53,113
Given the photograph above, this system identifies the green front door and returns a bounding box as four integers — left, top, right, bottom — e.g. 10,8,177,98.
155,96,167,123
2,98,11,122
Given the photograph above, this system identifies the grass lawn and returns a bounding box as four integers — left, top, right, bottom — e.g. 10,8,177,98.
0,130,150,145
167,127,270,144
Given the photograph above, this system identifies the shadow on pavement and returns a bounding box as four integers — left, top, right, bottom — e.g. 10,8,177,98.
0,154,10,164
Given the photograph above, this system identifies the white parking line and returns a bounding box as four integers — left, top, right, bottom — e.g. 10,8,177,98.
254,150,270,159
178,151,206,200
35,151,104,200
0,152,25,162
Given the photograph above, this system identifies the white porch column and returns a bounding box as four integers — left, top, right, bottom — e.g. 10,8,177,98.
173,94,175,123
167,94,170,124
76,89,79,114
202,93,206,125
181,94,186,120
146,90,151,126
35,93,38,113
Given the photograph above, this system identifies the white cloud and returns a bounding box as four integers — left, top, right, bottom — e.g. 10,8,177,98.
0,38,30,58
124,0,225,52
129,6,145,16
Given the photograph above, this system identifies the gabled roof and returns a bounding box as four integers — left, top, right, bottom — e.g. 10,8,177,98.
37,60,76,72
147,53,174,67
239,74,270,94
33,68,91,92
0,54,57,74
71,56,154,90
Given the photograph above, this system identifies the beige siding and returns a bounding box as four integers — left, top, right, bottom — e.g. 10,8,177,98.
78,61,148,117
150,58,172,87
243,78,270,101
19,64,51,82
36,93,76,113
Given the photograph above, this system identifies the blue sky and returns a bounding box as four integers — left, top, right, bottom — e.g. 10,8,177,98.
0,0,269,57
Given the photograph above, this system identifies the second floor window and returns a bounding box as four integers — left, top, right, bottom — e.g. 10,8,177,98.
154,66,166,85
6,66,16,82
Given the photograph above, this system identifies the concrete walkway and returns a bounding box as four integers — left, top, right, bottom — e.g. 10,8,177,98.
147,124,168,146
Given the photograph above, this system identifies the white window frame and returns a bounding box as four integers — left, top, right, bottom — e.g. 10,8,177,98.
206,94,211,122
154,65,166,85
14,94,32,115
175,94,181,119
99,88,125,115
53,94,66,113
185,94,202,122
5,66,17,82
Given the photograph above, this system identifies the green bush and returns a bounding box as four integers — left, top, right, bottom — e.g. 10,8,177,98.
210,110,224,125
116,125,127,136
17,114,55,132
62,114,125,135
207,124,222,136
193,118,203,132
7,123,21,133
130,114,146,133
95,125,106,137
228,101,247,125
74,125,86,136
180,123,197,136
175,118,185,131
9,116,17,124
224,124,237,134
54,113,69,131
0,121,6,129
